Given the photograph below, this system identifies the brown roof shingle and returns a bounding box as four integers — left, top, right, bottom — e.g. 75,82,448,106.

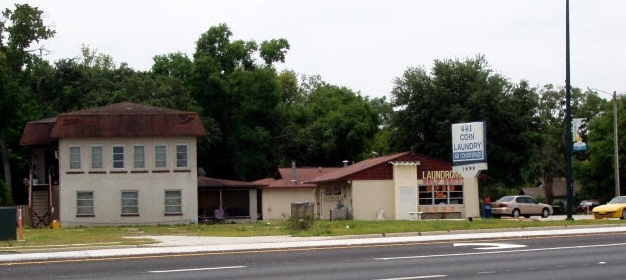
198,176,266,189
254,167,343,188
20,102,206,146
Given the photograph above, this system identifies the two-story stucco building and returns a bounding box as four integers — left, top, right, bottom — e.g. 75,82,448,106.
19,102,206,227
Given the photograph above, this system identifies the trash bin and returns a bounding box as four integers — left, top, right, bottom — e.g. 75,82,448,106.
0,206,17,241
483,204,492,218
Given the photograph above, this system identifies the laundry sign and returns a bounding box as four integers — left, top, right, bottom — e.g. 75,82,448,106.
451,121,487,164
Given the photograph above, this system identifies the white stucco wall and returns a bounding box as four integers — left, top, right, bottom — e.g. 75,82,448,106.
58,136,198,227
351,180,394,221
261,188,315,220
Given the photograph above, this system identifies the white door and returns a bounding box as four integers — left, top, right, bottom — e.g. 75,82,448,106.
398,186,417,220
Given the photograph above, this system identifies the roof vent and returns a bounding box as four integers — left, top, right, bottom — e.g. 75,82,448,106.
343,160,349,168
291,161,297,184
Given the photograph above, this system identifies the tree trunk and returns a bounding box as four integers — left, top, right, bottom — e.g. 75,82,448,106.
543,175,554,205
0,132,12,203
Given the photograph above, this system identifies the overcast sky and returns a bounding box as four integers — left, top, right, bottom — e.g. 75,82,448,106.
7,1,626,99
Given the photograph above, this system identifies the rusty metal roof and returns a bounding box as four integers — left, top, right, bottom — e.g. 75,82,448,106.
198,176,266,189
20,102,205,146
254,167,343,189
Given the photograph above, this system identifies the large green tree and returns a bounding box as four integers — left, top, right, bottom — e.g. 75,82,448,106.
389,55,542,189
276,74,381,167
574,92,621,202
0,4,54,205
533,86,606,204
190,23,289,180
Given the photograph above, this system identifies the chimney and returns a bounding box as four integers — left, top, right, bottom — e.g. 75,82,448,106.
291,161,297,184
343,160,349,168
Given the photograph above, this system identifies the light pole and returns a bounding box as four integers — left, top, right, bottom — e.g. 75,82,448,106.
614,91,620,197
565,0,573,220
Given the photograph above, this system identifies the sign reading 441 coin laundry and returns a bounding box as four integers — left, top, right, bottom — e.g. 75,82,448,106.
451,121,487,164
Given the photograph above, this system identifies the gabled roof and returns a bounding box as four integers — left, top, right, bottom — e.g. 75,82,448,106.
254,167,343,189
198,176,266,189
308,152,458,183
20,102,205,146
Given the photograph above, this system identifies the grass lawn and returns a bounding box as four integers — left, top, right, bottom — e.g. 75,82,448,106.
0,216,623,251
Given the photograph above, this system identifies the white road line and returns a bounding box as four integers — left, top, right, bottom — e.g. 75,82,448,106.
453,242,527,250
375,275,447,280
149,265,246,273
375,242,626,261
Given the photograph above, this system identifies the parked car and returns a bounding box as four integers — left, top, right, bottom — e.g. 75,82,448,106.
576,200,600,214
592,196,626,219
491,195,552,218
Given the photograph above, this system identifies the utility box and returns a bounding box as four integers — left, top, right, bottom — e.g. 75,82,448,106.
0,206,17,241
330,207,348,221
291,202,314,218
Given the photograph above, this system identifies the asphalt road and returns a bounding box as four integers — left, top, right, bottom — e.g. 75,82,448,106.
2,229,625,280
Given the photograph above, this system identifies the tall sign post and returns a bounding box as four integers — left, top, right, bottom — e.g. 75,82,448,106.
452,121,488,219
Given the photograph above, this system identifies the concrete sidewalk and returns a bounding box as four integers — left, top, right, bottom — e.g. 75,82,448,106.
2,220,624,263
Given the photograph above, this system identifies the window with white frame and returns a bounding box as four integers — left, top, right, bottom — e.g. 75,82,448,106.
69,147,81,169
121,191,138,215
164,190,182,215
155,145,166,168
418,185,464,205
176,145,188,167
76,191,94,216
133,146,145,168
112,146,124,169
91,146,103,169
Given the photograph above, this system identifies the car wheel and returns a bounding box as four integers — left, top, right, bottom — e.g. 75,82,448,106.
541,208,550,218
621,209,626,220
512,209,520,218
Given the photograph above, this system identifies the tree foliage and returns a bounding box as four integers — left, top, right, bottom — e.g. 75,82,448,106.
390,55,542,189
277,75,381,167
0,4,54,205
575,93,621,202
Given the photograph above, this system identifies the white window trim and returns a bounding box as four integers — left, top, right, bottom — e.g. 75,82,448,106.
133,145,146,169
90,145,104,170
121,190,139,216
76,191,94,216
154,144,167,169
175,143,189,168
112,145,125,169
69,146,81,170
164,189,183,215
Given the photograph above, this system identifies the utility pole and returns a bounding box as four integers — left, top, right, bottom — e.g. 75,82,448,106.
565,0,574,220
614,91,620,197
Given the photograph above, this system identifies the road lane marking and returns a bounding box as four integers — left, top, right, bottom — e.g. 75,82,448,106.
375,275,447,280
375,242,626,260
453,242,527,250
149,265,246,273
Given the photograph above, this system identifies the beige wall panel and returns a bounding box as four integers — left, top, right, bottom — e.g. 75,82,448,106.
351,180,394,220
262,188,315,220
